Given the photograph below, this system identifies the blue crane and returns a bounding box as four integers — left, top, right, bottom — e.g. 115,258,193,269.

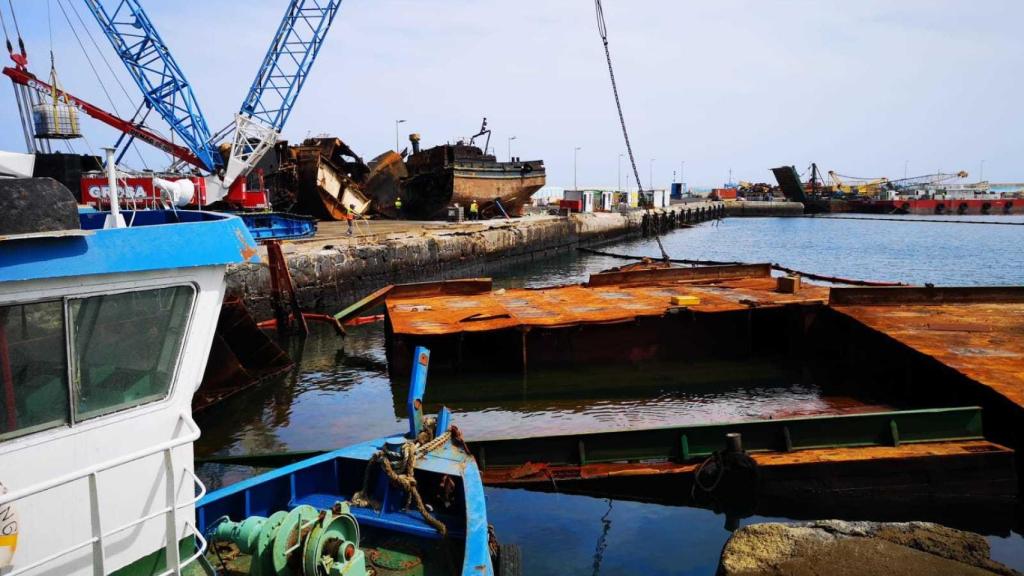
82,0,344,202
82,0,221,173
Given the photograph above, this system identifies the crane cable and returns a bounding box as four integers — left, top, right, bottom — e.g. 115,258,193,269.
594,0,670,260
3,0,24,58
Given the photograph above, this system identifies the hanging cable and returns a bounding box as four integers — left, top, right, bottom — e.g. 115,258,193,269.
52,0,145,169
593,0,670,260
64,0,159,168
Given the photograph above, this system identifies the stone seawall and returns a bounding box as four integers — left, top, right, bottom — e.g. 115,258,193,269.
227,203,724,318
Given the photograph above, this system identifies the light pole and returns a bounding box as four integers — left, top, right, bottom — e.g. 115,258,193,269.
681,161,686,194
507,136,517,162
395,119,406,152
649,158,655,190
618,153,624,192
574,147,581,190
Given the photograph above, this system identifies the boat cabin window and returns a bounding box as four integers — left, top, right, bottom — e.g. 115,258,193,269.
0,285,194,442
0,301,70,441
69,286,194,421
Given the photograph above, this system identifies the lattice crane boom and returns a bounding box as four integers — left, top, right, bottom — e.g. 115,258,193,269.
82,0,221,172
220,0,344,193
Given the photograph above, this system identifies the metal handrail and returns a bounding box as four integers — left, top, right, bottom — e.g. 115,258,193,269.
0,412,200,506
2,412,207,576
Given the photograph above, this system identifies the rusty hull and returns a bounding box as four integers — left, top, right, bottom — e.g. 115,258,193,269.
196,298,293,412
384,265,828,375
267,137,372,220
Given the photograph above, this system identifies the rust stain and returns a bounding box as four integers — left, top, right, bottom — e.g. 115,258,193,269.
834,302,1024,410
234,228,258,262
386,267,829,336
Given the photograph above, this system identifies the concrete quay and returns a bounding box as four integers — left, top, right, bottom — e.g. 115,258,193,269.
226,203,724,319
724,200,805,217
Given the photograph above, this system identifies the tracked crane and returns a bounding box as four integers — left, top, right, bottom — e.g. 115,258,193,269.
5,0,342,212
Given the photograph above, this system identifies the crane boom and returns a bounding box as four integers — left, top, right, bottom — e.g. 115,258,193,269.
82,0,220,172
3,65,205,169
886,171,968,190
221,0,344,190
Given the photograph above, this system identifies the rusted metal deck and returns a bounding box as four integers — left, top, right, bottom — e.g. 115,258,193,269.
384,264,829,375
829,287,1024,413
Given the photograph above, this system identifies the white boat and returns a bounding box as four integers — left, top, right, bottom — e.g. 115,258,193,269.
0,176,259,575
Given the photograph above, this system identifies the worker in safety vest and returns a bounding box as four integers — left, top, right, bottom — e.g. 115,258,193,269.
469,200,479,220
346,204,355,235
394,197,403,219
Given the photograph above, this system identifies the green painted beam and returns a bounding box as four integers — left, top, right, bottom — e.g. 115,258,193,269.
470,406,985,469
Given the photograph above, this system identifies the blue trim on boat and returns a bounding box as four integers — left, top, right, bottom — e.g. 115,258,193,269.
0,210,259,283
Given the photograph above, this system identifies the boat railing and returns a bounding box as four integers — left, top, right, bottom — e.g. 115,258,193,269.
0,412,208,576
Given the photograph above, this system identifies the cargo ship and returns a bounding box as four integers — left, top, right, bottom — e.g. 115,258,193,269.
401,121,545,220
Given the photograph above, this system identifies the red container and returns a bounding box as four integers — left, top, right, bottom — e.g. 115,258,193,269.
711,188,737,200
559,199,582,211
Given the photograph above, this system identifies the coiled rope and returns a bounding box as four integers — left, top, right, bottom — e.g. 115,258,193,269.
350,419,454,537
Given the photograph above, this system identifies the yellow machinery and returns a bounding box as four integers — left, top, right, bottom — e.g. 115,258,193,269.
828,172,889,196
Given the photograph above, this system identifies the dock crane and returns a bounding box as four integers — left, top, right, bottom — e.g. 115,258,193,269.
884,170,969,192
4,0,342,211
827,171,889,197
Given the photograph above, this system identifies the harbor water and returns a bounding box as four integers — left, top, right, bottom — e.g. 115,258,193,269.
196,215,1024,574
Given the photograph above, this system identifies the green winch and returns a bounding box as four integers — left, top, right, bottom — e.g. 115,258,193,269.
209,502,366,576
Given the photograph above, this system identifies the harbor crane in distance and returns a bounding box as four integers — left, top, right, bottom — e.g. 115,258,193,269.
827,171,889,197
883,170,969,192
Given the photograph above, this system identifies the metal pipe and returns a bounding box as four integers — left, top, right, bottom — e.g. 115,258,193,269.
103,148,125,228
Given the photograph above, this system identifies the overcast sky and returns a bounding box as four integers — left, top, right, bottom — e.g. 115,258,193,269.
1,1,1021,188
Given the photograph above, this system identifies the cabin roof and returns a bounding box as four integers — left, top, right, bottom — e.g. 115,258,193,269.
0,210,259,283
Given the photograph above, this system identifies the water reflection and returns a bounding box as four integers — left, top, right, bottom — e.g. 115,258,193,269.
194,217,1024,573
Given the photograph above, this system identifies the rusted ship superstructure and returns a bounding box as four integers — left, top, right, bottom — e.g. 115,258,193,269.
403,142,546,220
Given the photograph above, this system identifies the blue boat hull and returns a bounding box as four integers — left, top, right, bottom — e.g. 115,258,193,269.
196,436,494,575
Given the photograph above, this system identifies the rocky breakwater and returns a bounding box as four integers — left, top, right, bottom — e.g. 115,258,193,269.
718,520,1019,576
226,209,693,319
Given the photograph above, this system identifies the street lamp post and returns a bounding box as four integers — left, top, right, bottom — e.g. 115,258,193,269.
618,153,624,192
681,161,685,194
395,119,406,152
649,158,655,190
507,136,517,162
574,147,581,190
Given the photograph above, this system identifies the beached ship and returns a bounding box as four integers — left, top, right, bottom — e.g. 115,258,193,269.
401,121,545,220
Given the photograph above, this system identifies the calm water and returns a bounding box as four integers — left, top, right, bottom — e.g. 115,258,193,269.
196,215,1024,574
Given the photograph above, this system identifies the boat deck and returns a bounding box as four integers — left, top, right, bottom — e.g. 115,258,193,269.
829,287,1024,412
386,264,828,337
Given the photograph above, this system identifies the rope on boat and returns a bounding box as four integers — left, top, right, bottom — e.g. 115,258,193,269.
351,419,450,537
577,247,908,287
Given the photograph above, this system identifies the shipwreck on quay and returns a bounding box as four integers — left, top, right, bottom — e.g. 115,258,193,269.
265,120,545,221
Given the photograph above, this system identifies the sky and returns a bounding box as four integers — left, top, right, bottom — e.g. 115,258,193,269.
0,0,1021,189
